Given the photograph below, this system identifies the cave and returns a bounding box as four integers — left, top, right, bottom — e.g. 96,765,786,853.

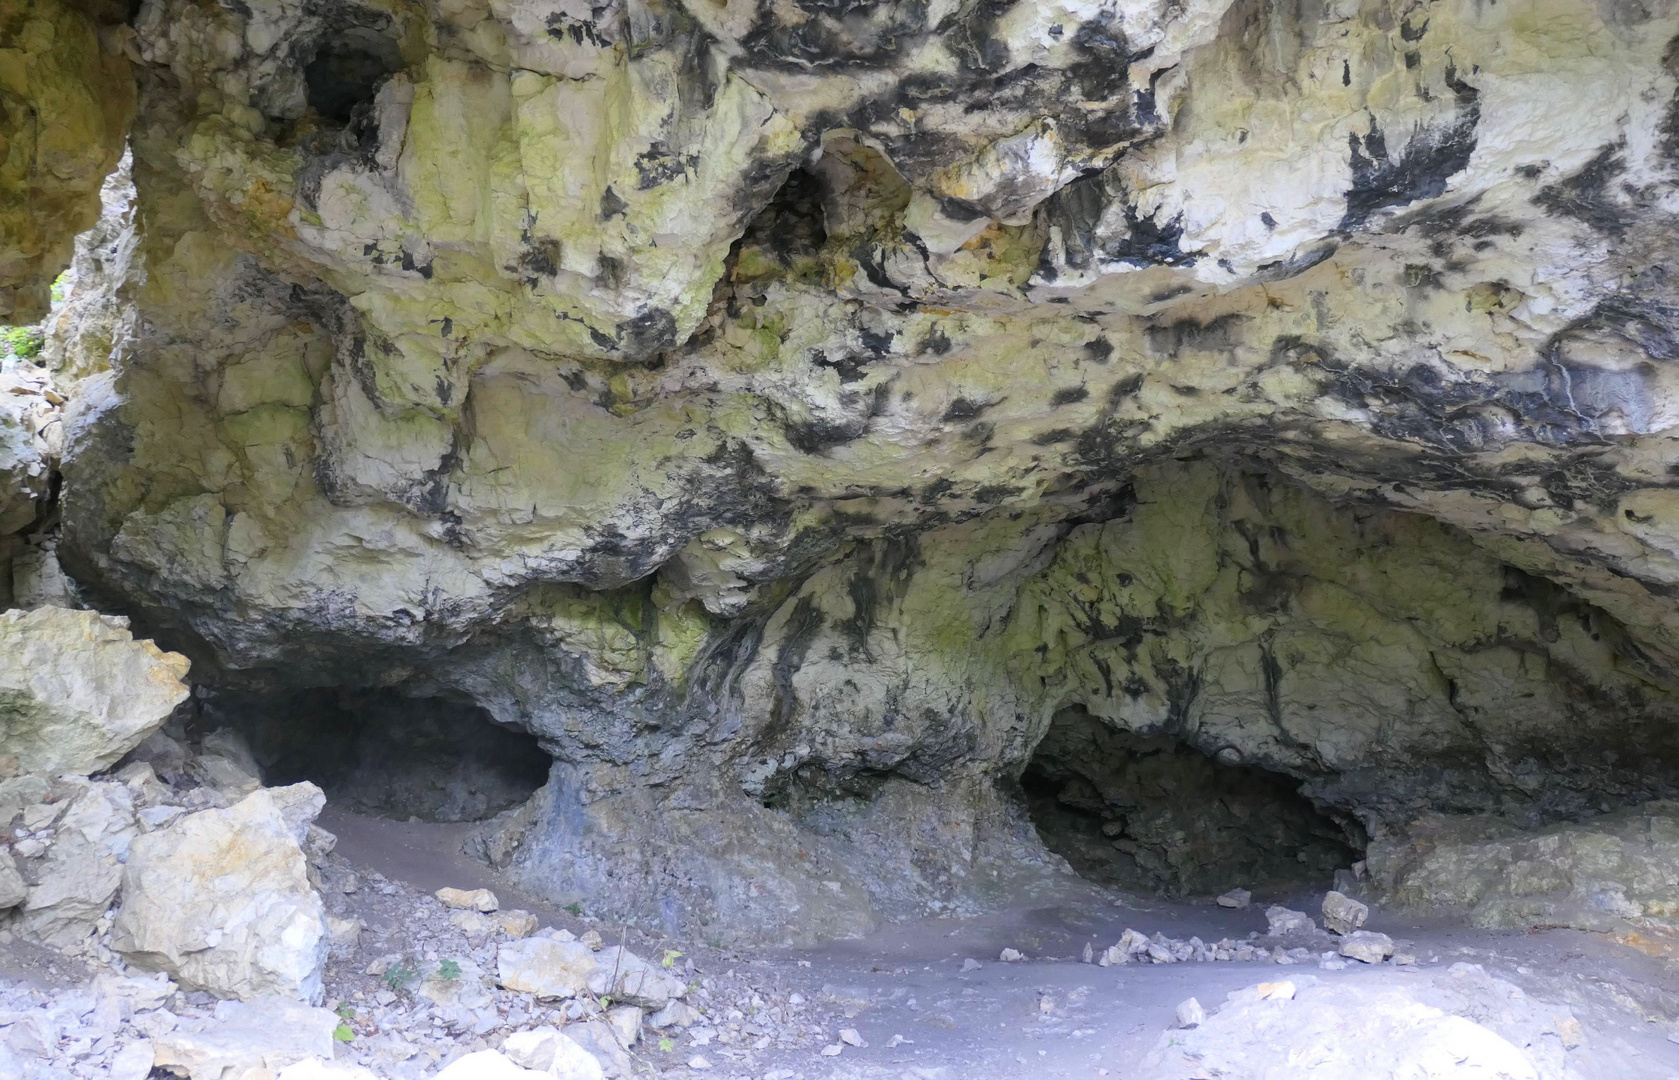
303,29,403,125
1021,705,1365,896
208,688,551,823
15,0,1679,1068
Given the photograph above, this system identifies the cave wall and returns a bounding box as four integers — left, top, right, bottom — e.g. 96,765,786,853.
5,0,1679,942
0,0,133,324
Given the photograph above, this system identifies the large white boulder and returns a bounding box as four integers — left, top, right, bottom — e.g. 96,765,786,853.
431,1050,549,1080
502,1028,605,1080
112,783,330,1002
0,607,190,776
153,997,340,1080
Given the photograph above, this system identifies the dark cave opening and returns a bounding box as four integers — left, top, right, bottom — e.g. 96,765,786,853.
208,688,551,823
304,30,404,125
1021,706,1365,896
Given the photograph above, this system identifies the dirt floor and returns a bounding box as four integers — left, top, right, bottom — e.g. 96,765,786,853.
317,806,1679,1080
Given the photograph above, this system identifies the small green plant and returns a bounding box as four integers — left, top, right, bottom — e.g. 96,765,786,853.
0,326,44,360
661,949,682,969
383,958,418,992
437,958,462,982
564,903,583,916
332,1002,356,1042
50,272,68,305
658,1038,675,1053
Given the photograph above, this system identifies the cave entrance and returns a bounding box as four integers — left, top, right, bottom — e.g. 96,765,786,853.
1021,706,1364,896
212,688,551,823
304,29,403,125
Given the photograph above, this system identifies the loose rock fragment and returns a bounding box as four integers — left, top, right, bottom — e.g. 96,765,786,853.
1216,888,1252,909
1321,890,1369,935
1338,931,1396,964
1175,998,1205,1028
646,1000,702,1029
1265,906,1316,936
496,938,600,1000
436,887,499,912
502,1028,605,1080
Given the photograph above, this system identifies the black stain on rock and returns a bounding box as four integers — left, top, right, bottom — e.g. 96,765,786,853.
1340,66,1480,230
1533,144,1639,238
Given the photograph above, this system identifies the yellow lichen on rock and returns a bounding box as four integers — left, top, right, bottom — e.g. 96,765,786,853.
0,0,132,322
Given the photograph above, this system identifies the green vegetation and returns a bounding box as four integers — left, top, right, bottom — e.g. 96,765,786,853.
437,958,462,982
333,1002,356,1042
1,326,44,360
382,957,418,991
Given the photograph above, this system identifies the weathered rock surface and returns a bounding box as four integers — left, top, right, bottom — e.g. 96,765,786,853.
0,0,133,323
151,997,339,1080
496,937,684,1008
0,607,190,777
502,1028,605,1080
112,784,330,1002
1337,931,1395,964
1372,802,1679,933
6,0,1679,946
1144,965,1578,1079
1321,891,1369,936
15,778,137,945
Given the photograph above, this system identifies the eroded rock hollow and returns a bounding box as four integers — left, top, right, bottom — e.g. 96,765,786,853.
6,0,1679,952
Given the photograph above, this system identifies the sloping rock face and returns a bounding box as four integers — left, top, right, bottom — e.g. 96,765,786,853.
112,784,331,1002
22,0,1679,941
0,606,191,776
0,0,134,323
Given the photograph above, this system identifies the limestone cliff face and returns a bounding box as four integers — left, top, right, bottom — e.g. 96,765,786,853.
0,0,133,323
13,0,1679,941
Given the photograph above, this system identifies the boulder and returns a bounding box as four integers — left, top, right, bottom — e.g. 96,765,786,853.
436,887,498,912
112,784,329,1002
1144,972,1552,1079
0,849,26,909
16,780,137,945
556,1020,634,1079
1215,888,1251,909
646,1000,702,1030
1370,803,1679,933
153,997,339,1080
432,1050,548,1080
110,1039,156,1080
1321,891,1369,936
1264,906,1316,937
1339,931,1396,964
502,1028,605,1080
593,947,686,1009
497,937,604,1000
277,1061,382,1080
0,607,190,776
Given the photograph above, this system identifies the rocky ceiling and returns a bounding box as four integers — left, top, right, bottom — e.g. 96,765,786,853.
5,0,1679,943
